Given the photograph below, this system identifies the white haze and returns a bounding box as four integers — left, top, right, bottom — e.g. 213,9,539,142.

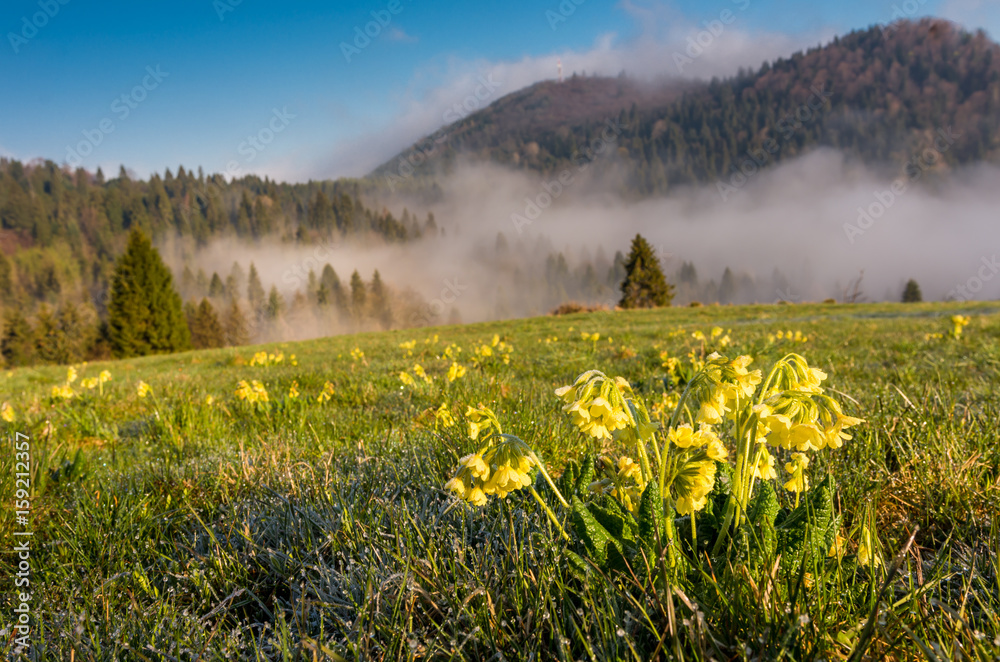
166,148,1000,343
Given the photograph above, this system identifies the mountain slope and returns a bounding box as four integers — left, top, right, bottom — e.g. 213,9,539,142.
374,19,1000,195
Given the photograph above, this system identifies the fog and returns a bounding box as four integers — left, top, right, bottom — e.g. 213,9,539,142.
166,148,1000,342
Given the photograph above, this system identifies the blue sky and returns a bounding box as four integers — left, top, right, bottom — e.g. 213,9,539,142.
1,0,996,182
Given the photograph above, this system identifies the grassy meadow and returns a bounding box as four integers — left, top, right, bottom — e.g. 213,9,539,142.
1,301,999,660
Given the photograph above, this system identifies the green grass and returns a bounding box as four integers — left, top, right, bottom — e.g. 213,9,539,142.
1,301,999,660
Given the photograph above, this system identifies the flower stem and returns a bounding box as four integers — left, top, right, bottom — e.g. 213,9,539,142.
531,453,570,508
528,486,570,542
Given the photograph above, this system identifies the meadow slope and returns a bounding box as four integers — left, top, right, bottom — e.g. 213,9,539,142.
1,301,999,660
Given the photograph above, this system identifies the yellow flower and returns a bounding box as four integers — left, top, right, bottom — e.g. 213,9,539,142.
668,424,697,448
445,475,467,498
447,362,466,382
80,377,99,390
66,367,78,384
399,372,415,386
1,402,15,423
317,381,334,403
399,340,417,356
617,456,641,482
783,452,810,493
752,447,777,480
205,394,215,405
98,370,112,384
413,364,433,384
466,487,488,507
857,525,882,567
434,402,455,428
137,381,152,398
288,382,300,399
460,452,490,480
491,334,500,347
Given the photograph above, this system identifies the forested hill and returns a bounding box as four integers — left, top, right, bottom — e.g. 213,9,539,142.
0,160,436,308
374,19,1000,195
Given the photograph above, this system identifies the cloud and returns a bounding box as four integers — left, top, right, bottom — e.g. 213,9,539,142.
296,1,837,181
386,27,418,43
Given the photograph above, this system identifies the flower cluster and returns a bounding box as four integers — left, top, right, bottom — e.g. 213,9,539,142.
51,366,81,400
399,364,433,386
350,347,366,363
768,329,809,344
399,340,417,356
250,351,292,367
235,379,269,404
1,402,15,423
470,335,513,367
445,405,540,506
950,314,970,339
137,381,152,398
554,370,636,441
316,381,335,403
446,362,467,382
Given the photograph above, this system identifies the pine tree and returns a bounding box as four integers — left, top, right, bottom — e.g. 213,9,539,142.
369,270,393,329
902,279,923,303
320,264,348,317
108,229,191,357
1,309,36,367
719,267,736,304
189,299,225,349
247,263,266,318
223,299,251,346
618,234,674,309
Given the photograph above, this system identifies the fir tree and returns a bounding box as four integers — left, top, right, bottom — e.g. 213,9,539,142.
189,299,225,349
902,279,923,303
108,229,191,358
208,272,226,298
34,305,65,364
618,234,674,309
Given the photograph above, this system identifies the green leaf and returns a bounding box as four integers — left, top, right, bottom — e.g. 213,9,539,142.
637,479,664,547
570,497,618,567
575,454,595,494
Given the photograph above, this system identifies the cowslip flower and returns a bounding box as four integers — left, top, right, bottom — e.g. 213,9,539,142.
434,402,455,428
80,377,99,390
1,402,15,423
98,370,112,384
399,371,415,386
137,381,152,398
447,362,466,382
66,367,78,384
783,452,809,493
288,382,300,399
317,381,334,403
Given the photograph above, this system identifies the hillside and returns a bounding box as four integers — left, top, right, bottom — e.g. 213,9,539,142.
374,19,1000,195
1,301,998,656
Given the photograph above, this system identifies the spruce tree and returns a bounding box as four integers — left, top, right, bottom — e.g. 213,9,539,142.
618,234,674,309
370,270,393,329
1,309,36,367
34,305,65,364
189,299,225,349
902,279,923,303
247,262,266,317
350,270,366,323
108,229,191,357
265,286,285,321
223,299,251,346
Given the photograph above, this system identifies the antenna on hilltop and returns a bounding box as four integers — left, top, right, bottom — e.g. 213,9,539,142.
557,58,563,83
